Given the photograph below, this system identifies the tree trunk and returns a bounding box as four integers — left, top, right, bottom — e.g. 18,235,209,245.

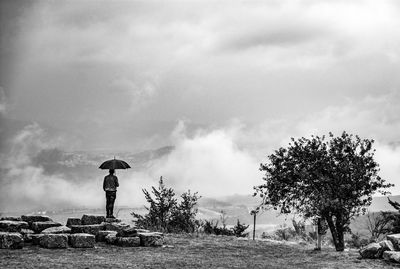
315,218,322,250
325,214,345,251
335,214,345,251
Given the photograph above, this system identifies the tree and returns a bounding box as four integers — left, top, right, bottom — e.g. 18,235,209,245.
254,132,393,251
132,176,177,231
365,211,394,241
385,198,400,233
169,190,201,233
131,176,201,233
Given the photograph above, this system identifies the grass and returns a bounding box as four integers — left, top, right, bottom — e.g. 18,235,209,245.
0,234,398,269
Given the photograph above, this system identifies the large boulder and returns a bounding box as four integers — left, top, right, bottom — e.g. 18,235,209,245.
42,226,71,234
66,218,81,227
0,220,29,232
383,251,400,263
0,216,22,221
115,236,140,247
20,229,35,243
105,233,118,245
21,215,52,224
138,232,164,247
116,227,138,237
102,222,130,233
359,242,382,259
0,232,24,249
81,215,106,225
96,231,117,242
387,234,400,250
378,240,395,258
70,224,105,235
31,221,62,233
69,233,95,248
39,234,68,249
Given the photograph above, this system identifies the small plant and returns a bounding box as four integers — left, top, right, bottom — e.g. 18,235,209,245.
274,224,296,241
232,219,249,237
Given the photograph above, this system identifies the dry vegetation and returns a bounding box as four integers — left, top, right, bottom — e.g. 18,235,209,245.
1,234,398,269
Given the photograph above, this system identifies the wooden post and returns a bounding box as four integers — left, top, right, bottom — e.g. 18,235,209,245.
315,217,322,250
250,210,257,240
253,212,256,240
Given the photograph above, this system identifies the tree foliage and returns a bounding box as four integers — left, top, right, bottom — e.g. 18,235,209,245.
254,132,393,251
131,176,201,233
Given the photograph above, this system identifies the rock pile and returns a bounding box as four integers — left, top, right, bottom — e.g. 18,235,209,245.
359,234,400,263
0,214,165,249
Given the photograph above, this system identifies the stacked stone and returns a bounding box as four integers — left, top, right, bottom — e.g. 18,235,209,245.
1,214,165,249
0,214,64,249
359,234,400,263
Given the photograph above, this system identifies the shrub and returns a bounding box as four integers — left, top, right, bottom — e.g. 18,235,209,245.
131,177,201,233
274,224,296,241
202,219,248,237
232,219,249,237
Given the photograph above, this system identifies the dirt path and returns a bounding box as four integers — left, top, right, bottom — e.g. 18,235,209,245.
0,234,398,269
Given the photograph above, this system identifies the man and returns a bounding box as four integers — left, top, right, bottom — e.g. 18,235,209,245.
103,169,119,218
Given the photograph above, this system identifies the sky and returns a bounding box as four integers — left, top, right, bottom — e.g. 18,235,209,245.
1,0,400,210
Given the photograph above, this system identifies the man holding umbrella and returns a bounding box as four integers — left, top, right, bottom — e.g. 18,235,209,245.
99,157,131,219
103,169,119,218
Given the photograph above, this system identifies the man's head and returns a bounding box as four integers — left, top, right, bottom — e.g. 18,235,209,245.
109,169,115,175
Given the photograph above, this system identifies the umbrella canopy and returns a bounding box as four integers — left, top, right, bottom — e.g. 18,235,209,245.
99,158,131,170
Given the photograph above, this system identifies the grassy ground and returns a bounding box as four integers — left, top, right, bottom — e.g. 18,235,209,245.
0,234,398,269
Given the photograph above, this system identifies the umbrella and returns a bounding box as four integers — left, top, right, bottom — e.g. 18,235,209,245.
99,157,131,170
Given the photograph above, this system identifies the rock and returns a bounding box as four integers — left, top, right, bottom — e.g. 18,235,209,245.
105,233,118,245
39,234,68,249
387,234,400,250
359,242,382,259
116,237,140,247
138,232,164,247
31,221,62,233
105,218,121,223
21,215,52,224
69,233,95,248
96,231,117,242
81,215,106,225
0,232,24,249
70,224,105,235
136,229,150,233
116,227,138,237
102,222,130,233
31,234,44,245
0,220,29,232
0,216,22,221
20,229,35,243
383,251,400,263
42,226,71,234
66,218,81,227
378,240,395,258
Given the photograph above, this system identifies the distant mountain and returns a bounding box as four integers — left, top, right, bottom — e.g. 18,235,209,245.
33,146,174,181
368,195,400,212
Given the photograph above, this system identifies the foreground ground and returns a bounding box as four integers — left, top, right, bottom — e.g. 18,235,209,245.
0,234,398,269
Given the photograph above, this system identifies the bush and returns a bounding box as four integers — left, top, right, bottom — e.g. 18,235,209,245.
202,219,249,237
274,224,296,241
131,177,201,233
345,232,370,249
232,219,249,237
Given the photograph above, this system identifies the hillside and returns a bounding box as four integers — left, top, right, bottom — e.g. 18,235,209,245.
0,234,393,269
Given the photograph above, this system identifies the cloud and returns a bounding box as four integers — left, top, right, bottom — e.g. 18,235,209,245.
0,87,7,114
149,121,262,197
110,76,158,110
